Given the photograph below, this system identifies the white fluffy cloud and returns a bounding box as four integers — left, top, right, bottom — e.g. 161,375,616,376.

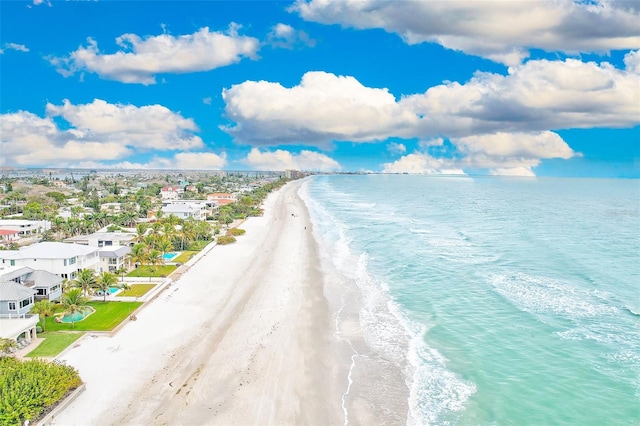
223,71,415,145
51,25,260,84
222,57,639,175
243,148,341,171
223,59,639,143
1,99,208,167
383,131,572,176
292,0,640,65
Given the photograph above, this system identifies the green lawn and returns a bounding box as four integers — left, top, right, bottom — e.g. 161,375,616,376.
117,284,155,297
45,301,142,332
174,251,197,263
126,265,177,278
25,331,84,358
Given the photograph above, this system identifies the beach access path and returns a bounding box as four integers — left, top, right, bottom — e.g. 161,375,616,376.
51,179,345,426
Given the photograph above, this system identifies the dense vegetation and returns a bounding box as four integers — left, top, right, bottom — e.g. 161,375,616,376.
0,357,82,426
217,235,237,245
226,227,246,236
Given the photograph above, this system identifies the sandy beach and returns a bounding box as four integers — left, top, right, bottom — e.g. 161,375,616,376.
51,180,348,426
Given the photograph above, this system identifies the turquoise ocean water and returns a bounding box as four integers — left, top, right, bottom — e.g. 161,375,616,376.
300,175,639,425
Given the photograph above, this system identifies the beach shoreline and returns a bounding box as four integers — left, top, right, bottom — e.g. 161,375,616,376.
51,179,350,425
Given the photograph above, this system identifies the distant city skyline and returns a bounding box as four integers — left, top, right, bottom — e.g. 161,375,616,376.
1,1,639,177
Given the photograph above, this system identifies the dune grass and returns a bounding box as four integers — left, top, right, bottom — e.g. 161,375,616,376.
25,331,84,358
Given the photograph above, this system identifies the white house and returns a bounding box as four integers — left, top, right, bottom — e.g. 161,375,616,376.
98,246,131,273
0,219,50,237
64,231,136,248
161,201,207,220
0,229,19,245
100,202,123,213
160,186,183,200
0,242,100,280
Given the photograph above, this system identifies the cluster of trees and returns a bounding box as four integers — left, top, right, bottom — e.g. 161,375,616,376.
130,214,214,272
0,356,82,425
215,177,289,223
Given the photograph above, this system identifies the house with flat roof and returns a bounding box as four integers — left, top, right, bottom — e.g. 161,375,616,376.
0,219,50,237
0,242,100,280
161,201,207,220
64,231,136,248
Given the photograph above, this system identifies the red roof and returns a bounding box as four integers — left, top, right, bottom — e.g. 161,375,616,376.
0,229,19,236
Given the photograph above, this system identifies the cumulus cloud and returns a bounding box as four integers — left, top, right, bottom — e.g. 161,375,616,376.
383,131,572,176
1,43,29,54
50,25,260,84
1,99,206,167
243,148,341,171
291,0,640,65
222,59,639,143
266,23,316,49
222,71,414,145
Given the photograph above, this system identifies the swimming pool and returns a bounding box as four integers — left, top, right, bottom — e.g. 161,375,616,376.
95,287,120,296
59,307,95,323
162,252,179,261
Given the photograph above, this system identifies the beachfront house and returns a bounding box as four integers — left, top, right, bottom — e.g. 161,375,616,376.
98,246,131,273
0,281,39,345
161,201,208,220
0,265,63,302
64,231,136,248
0,242,100,280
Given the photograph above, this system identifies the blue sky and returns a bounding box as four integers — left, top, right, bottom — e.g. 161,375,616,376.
1,0,639,177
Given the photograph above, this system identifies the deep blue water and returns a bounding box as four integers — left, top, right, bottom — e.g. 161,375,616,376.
301,175,639,425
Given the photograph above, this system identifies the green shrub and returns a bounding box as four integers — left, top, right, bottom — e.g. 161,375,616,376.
217,235,237,245
0,357,82,425
226,227,246,236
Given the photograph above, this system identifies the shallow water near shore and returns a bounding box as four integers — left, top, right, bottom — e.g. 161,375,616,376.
301,175,639,425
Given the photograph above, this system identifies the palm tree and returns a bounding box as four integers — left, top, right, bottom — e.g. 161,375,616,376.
94,271,118,303
130,243,147,269
73,269,97,297
115,266,128,283
157,236,173,259
148,249,162,274
31,300,55,332
61,288,88,329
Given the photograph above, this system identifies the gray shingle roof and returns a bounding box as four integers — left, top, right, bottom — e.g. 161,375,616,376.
0,280,36,301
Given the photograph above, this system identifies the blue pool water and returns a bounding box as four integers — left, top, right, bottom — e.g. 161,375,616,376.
95,287,119,296
60,307,94,323
300,175,640,425
162,252,179,260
